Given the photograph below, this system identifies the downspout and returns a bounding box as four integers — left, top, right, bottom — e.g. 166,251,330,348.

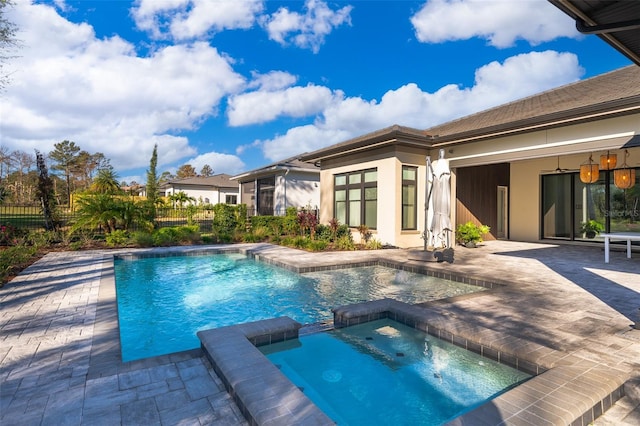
423,155,433,251
284,169,290,214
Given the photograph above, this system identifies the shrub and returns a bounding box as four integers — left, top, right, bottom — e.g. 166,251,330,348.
315,224,333,242
130,231,154,247
175,225,201,244
1,245,38,285
153,227,179,246
365,238,383,250
307,240,328,251
0,224,27,246
455,221,490,246
106,230,129,247
335,224,351,240
335,234,355,251
213,203,241,234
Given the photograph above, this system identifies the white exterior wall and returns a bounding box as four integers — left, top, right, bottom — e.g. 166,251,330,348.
165,184,240,205
274,171,320,214
319,147,430,248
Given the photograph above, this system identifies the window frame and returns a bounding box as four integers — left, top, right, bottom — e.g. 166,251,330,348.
401,165,418,230
334,168,377,229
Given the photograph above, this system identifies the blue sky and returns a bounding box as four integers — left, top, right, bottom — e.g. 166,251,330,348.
0,0,632,184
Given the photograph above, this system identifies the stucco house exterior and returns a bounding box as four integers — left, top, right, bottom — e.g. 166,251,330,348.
162,174,240,206
300,66,640,248
231,156,320,216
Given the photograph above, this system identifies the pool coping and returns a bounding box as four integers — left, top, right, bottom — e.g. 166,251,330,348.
97,245,630,425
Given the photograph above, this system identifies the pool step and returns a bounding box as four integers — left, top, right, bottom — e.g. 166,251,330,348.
593,377,640,425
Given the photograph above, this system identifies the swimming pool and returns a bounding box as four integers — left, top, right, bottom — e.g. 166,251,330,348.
260,318,531,425
114,252,485,361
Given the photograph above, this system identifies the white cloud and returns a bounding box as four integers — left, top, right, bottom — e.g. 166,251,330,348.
184,152,246,175
0,1,245,172
410,0,579,48
132,0,264,40
261,0,352,53
259,50,583,161
247,70,298,90
227,84,339,126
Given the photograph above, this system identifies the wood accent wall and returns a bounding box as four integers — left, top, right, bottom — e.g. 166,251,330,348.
455,163,510,240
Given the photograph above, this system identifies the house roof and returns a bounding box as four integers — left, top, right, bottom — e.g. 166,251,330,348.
424,65,640,146
299,125,428,163
165,173,238,189
230,155,320,181
549,0,640,66
299,66,640,163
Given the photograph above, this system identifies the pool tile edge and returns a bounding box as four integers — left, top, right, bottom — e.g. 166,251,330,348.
197,317,335,426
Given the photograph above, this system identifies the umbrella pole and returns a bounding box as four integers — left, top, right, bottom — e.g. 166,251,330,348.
424,155,433,251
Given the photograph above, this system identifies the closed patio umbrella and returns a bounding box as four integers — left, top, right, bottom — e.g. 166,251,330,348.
429,149,453,249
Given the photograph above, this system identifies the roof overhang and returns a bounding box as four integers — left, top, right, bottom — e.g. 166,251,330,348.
549,0,640,66
231,165,318,182
299,125,430,164
431,97,640,147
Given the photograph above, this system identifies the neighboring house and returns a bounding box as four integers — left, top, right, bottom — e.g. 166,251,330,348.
231,156,320,216
300,66,640,248
162,174,239,205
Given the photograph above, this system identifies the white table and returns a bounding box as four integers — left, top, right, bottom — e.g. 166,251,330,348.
601,232,640,263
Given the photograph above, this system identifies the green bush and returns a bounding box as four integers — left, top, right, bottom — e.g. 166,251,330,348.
335,234,355,251
250,216,284,231
315,224,333,242
106,230,129,247
1,245,38,284
175,225,201,244
455,221,490,245
153,227,179,246
365,238,383,250
130,231,154,247
307,240,328,251
336,224,351,240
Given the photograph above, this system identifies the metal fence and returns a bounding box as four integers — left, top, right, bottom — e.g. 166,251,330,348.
0,205,216,232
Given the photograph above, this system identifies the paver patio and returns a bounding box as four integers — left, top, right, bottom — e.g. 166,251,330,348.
1,240,639,425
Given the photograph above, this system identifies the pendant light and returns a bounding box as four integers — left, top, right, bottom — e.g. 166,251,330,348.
599,151,617,170
613,150,636,189
579,154,599,184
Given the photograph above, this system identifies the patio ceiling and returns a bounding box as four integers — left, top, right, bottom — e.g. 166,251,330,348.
549,0,640,66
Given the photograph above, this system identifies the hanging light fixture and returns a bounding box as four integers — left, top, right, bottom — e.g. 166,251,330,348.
599,150,617,170
579,154,599,184
613,149,636,189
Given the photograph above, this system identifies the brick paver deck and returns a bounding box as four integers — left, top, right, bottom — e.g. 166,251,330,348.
1,241,639,425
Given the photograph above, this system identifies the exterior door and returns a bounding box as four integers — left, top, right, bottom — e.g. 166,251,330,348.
497,186,508,239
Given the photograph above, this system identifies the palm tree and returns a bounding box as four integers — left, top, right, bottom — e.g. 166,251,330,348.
72,193,120,233
168,191,195,208
72,194,152,234
91,168,121,194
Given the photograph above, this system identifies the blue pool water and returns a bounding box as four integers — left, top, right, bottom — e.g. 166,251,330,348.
261,319,531,425
114,253,484,361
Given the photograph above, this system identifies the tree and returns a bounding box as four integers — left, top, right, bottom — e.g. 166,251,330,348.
35,150,57,230
200,164,213,177
91,168,121,194
145,144,159,217
75,151,110,189
49,140,81,205
159,171,174,184
168,191,195,208
1,0,19,91
176,164,196,179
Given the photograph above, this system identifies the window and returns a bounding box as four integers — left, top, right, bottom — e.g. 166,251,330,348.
334,169,377,228
402,166,417,230
541,168,640,240
257,177,275,215
225,195,237,204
